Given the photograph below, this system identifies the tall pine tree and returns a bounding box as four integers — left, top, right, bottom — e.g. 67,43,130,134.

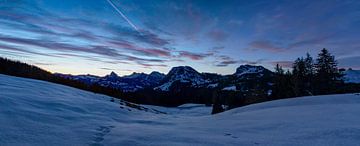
272,64,295,99
304,53,315,95
314,48,342,94
292,57,307,96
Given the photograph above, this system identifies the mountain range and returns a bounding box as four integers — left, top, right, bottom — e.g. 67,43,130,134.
55,65,275,94
56,65,360,94
56,71,165,92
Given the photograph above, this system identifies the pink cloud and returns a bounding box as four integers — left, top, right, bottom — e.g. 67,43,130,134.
108,40,171,57
249,40,284,52
177,51,212,60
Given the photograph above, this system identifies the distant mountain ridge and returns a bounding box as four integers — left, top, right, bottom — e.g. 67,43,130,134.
2,56,360,109
55,71,165,92
56,65,275,93
54,64,360,94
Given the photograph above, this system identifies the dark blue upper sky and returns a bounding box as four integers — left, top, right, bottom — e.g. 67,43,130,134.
0,0,359,75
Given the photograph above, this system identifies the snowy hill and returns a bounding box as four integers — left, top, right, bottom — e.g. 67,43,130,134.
1,74,360,145
344,69,360,83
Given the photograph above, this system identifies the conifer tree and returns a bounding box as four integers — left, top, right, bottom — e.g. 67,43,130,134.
272,64,284,98
304,53,315,76
275,63,285,75
292,57,307,96
314,48,342,94
272,64,294,99
304,53,315,95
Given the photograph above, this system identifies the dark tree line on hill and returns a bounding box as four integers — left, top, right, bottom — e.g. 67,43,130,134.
0,57,124,101
272,48,359,100
211,48,360,114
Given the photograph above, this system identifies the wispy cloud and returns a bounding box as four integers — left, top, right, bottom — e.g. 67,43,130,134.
1,0,359,75
177,51,213,60
249,40,284,52
0,35,169,65
104,24,170,47
0,43,59,57
215,55,238,67
107,40,171,57
100,67,114,71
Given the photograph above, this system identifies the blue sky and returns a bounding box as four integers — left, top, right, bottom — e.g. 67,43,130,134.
0,0,359,75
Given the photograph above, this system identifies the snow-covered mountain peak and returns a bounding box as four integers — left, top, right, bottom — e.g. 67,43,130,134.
149,71,165,78
234,65,267,76
150,71,165,76
155,66,208,91
108,71,119,78
123,72,146,79
167,66,199,76
165,66,203,82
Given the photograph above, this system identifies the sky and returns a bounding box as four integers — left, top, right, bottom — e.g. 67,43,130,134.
0,0,359,76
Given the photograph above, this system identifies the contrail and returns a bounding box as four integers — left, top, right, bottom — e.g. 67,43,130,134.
106,0,139,32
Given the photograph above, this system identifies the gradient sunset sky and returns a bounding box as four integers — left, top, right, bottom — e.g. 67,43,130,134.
0,0,359,76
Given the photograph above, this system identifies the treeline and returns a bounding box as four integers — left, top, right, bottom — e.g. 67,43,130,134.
0,57,126,102
272,48,359,99
211,48,360,114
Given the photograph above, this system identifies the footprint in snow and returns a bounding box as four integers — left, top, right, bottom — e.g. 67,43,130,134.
90,125,115,146
224,133,238,139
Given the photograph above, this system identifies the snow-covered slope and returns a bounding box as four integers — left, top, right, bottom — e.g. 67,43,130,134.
1,74,360,145
0,74,162,145
344,69,360,83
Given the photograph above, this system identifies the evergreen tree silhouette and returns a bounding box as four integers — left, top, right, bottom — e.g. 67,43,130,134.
292,57,307,96
272,64,295,99
304,53,315,95
314,48,343,94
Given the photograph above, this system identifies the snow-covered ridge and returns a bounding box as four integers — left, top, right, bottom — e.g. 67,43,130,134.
56,71,165,92
150,65,274,91
234,64,267,76
344,69,360,83
56,65,274,92
1,74,360,145
55,65,358,93
155,66,210,91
